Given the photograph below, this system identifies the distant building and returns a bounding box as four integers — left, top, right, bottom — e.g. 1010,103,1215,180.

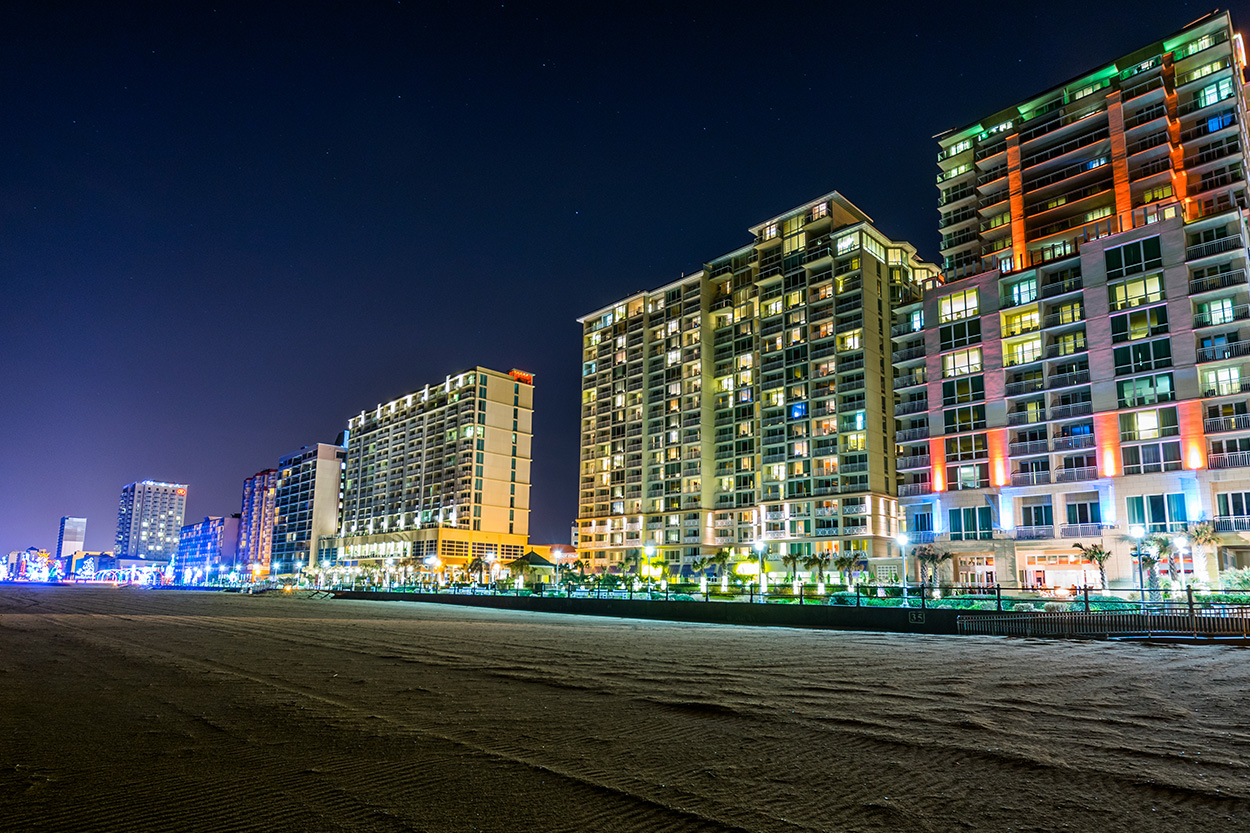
272,442,345,574
56,517,86,562
238,469,279,576
318,367,534,578
175,516,241,582
70,551,110,577
116,481,188,561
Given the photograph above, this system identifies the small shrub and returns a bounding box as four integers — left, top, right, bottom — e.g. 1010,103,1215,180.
1043,601,1066,613
1011,602,1036,613
673,593,695,602
1218,568,1250,591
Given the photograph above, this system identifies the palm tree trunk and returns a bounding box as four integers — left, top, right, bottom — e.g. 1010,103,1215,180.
1147,565,1162,602
1098,564,1107,591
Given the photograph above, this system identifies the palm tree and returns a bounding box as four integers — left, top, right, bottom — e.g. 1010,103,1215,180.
1186,522,1220,584
780,552,801,582
913,544,952,588
1072,542,1112,590
690,556,710,577
571,558,588,579
831,552,856,585
708,548,732,579
622,549,643,577
1147,533,1182,596
468,556,486,584
803,551,833,585
1142,534,1168,601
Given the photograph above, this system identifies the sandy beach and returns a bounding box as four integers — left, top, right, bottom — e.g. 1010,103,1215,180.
1,585,1247,832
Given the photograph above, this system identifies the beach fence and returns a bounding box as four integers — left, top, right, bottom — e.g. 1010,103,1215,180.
958,602,1250,640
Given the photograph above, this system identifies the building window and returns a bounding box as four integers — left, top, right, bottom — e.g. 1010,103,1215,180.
1126,493,1187,533
1105,237,1162,280
1116,373,1173,408
944,433,987,461
942,376,985,405
1113,338,1171,375
1108,273,1164,311
949,506,992,540
942,347,982,378
1204,366,1242,397
1066,497,1101,525
1110,307,1168,343
1216,491,1250,519
1121,441,1181,475
1119,406,1178,441
939,289,979,323
939,319,981,350
946,463,989,491
943,406,986,434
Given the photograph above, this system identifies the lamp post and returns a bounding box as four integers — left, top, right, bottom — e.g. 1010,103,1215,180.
896,532,909,607
1174,535,1190,593
644,545,655,592
1131,524,1146,612
754,541,767,596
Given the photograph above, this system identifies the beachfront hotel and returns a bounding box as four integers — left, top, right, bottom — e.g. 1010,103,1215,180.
897,10,1250,587
237,468,278,576
115,480,188,561
271,441,346,574
576,193,940,581
316,367,534,576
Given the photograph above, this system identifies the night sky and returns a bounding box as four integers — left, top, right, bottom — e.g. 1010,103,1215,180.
2,1,1240,553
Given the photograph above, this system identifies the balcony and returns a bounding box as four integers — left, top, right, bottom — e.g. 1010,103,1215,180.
1189,269,1248,295
898,483,933,497
1194,305,1250,328
1210,450,1250,469
1048,369,1090,389
1197,341,1250,363
1052,434,1095,451
1008,409,1047,426
1015,525,1055,540
892,346,926,362
1205,414,1250,433
1214,515,1250,532
897,454,930,470
1005,378,1046,397
1050,402,1093,420
1004,350,1045,368
1060,523,1109,538
1043,309,1084,328
894,373,926,389
1055,466,1098,482
1002,320,1042,338
1009,439,1050,456
895,400,929,416
1203,380,1250,398
1041,276,1083,298
1011,470,1050,486
843,504,868,516
896,426,930,443
1187,235,1244,261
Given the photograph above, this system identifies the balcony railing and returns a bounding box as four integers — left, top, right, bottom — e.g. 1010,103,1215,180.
892,346,926,362
1203,380,1250,398
1005,350,1045,368
1011,470,1050,486
894,373,925,389
1005,378,1046,396
1041,276,1083,298
896,426,930,443
1205,414,1250,433
1197,341,1250,363
1055,466,1098,482
895,400,929,416
1043,309,1084,328
1209,450,1250,469
1052,434,1095,451
1193,304,1250,328
1015,525,1054,539
1050,401,1094,420
1009,439,1050,456
1214,515,1250,532
1187,235,1244,261
897,454,930,470
1008,410,1047,426
1048,369,1091,389
1189,269,1247,295
898,483,933,497
1060,523,1109,538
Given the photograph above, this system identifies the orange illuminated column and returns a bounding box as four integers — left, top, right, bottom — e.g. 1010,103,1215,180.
1106,91,1133,230
987,428,1010,487
1006,135,1027,271
929,436,946,492
1178,400,1208,470
1093,411,1122,478
1161,54,1189,206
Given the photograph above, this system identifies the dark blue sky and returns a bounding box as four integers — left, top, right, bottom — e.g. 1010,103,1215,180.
1,0,1235,553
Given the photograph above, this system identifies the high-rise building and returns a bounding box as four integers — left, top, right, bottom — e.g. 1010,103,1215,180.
576,192,939,580
238,469,278,576
271,440,346,574
319,367,534,574
899,11,1250,587
175,515,240,582
56,516,86,562
115,480,188,561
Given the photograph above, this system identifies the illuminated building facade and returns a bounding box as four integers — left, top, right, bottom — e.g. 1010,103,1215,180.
900,11,1250,586
237,468,278,575
272,442,346,574
56,516,86,562
319,367,533,573
577,192,939,580
175,515,240,582
115,480,188,561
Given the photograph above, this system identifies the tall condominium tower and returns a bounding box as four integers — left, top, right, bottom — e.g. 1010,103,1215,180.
320,367,533,573
577,192,939,581
56,516,86,561
115,480,188,560
237,468,278,575
271,442,345,575
900,11,1250,588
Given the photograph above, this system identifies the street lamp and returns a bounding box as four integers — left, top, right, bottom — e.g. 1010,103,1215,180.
644,545,655,591
1174,535,1190,591
1130,524,1146,611
754,541,767,595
